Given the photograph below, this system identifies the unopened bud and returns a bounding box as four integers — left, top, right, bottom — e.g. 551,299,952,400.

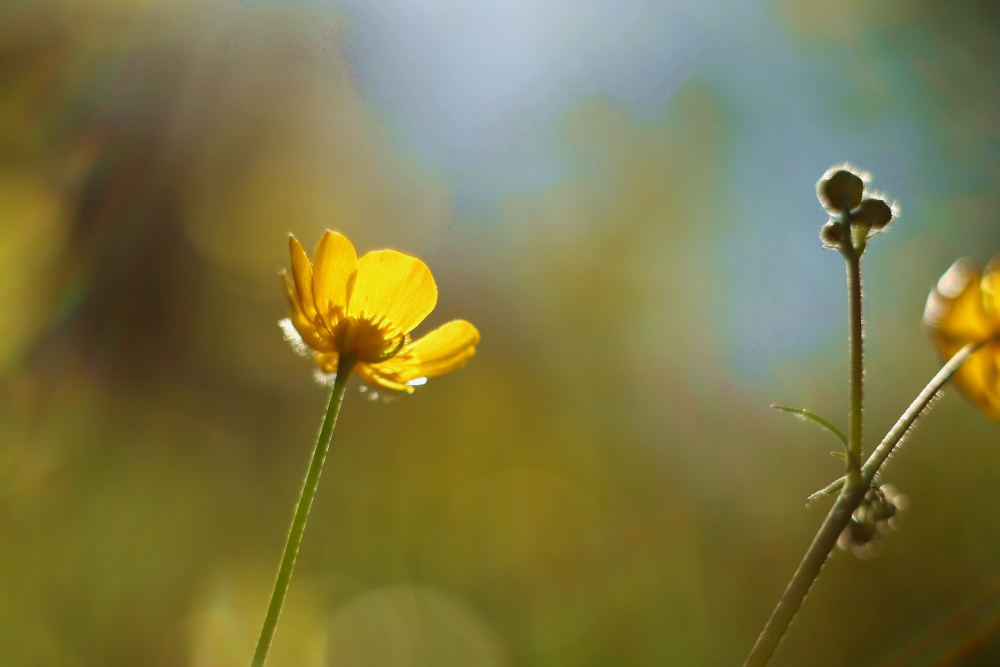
820,220,844,247
854,198,893,228
849,517,877,543
866,488,886,518
818,167,865,213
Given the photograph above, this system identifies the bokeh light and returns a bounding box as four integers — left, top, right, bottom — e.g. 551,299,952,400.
2,0,1000,665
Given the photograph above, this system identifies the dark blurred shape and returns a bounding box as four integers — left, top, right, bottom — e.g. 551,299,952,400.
837,484,906,559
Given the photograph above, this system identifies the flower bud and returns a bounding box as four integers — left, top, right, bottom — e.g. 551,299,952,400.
849,517,877,543
820,220,844,247
853,198,893,228
866,487,886,518
876,484,904,519
818,167,865,213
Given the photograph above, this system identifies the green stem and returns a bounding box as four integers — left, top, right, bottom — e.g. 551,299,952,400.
250,355,355,667
844,239,865,486
742,342,980,667
741,482,866,667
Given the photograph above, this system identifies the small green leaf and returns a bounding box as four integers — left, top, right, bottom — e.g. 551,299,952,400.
771,404,848,448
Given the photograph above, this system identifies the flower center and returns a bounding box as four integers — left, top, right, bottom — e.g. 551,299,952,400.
332,316,406,363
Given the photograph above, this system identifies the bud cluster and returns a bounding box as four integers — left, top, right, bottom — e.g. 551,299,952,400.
816,165,897,249
838,484,907,559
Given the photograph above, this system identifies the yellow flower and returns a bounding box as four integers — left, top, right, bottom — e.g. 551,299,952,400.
280,231,479,393
924,256,1000,419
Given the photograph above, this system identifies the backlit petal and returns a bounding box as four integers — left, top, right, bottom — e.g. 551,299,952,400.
283,273,332,351
289,235,318,322
925,258,1000,422
982,255,1000,320
372,320,479,381
924,258,993,347
951,342,1000,421
312,231,358,328
349,250,437,336
354,362,414,393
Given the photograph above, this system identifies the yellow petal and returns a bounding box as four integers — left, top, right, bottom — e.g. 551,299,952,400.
372,320,479,381
292,306,333,351
952,342,1000,421
283,273,332,351
312,231,358,328
924,258,993,347
289,235,318,322
981,255,1000,320
984,351,1000,420
354,362,415,393
349,250,437,336
281,272,333,350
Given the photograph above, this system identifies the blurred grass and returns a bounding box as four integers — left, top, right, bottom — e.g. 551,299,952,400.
2,1,1000,666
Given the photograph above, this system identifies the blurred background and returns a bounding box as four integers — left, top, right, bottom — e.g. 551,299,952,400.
2,0,1000,665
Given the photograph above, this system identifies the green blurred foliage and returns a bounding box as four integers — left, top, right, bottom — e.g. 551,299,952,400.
1,1,1000,666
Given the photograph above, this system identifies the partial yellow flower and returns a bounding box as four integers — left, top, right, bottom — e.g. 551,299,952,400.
924,256,1000,420
280,231,479,393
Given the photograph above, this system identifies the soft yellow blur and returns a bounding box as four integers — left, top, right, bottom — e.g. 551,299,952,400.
925,257,1000,420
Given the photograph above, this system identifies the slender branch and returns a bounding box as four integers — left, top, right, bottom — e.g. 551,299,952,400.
742,483,866,667
742,342,981,667
861,342,982,480
250,355,356,667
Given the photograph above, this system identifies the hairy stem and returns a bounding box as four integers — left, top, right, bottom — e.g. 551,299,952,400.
844,242,865,485
741,484,866,667
862,342,981,479
250,355,355,667
742,342,980,667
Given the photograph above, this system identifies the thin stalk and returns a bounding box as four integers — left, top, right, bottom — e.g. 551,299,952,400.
250,355,355,667
805,343,985,502
862,342,982,479
742,342,981,667
843,235,865,486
